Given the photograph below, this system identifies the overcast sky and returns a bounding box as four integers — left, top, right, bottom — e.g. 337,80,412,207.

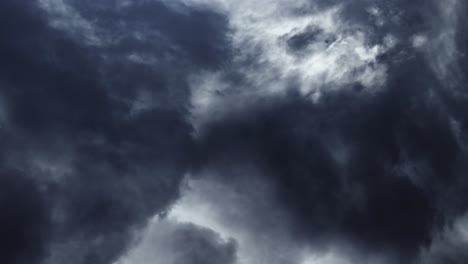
1,1,468,264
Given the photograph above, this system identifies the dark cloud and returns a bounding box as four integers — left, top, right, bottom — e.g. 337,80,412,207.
283,26,337,53
168,223,237,264
192,40,468,264
0,169,50,264
0,1,230,264
68,0,231,68
420,213,468,264
2,0,468,264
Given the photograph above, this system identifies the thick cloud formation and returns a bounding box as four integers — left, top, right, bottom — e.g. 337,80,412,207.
117,218,237,264
184,0,468,263
192,71,443,262
0,1,229,264
1,0,468,264
0,170,50,264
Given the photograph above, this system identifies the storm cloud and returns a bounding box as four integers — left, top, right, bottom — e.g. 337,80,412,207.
1,1,468,264
0,1,227,263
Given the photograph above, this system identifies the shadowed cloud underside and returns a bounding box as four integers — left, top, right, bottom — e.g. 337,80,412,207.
0,1,468,264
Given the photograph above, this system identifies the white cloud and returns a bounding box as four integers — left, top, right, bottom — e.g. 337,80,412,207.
114,217,235,264
179,0,392,132
112,165,311,264
302,251,353,264
120,170,393,264
411,34,428,48
167,172,302,264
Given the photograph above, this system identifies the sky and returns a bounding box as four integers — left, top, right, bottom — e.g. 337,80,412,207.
1,0,468,264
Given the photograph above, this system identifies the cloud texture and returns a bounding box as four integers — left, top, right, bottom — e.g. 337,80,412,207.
1,1,468,264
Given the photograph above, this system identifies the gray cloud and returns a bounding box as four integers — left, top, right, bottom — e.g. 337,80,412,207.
117,218,237,264
181,1,468,264
0,1,229,264
1,1,468,264
419,213,468,264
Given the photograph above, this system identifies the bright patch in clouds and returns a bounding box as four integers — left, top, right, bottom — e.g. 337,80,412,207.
181,0,392,131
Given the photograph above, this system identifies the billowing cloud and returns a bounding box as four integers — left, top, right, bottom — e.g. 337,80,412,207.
0,1,228,264
1,1,468,264
420,213,468,264
116,218,237,264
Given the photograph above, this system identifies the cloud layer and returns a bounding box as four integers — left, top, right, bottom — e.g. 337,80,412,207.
1,1,468,264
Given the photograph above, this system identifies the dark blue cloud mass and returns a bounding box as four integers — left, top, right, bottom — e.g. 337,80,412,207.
0,1,468,264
